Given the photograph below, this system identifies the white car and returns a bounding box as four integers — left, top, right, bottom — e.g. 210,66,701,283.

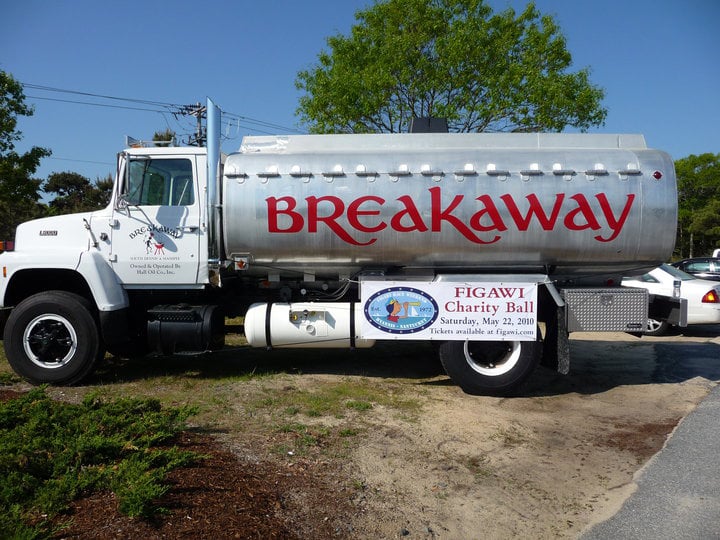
622,264,720,335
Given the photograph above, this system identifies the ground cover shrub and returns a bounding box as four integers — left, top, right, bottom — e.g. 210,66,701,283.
0,387,199,538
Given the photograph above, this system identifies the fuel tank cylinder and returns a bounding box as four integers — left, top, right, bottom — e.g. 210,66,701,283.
222,133,676,279
244,302,375,348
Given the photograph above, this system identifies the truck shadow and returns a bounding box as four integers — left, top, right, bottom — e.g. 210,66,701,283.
90,327,720,397
91,341,446,385
527,326,720,396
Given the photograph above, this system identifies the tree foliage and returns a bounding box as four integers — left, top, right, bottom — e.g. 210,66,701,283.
674,153,720,258
44,172,113,215
296,0,606,134
0,71,50,238
153,128,176,144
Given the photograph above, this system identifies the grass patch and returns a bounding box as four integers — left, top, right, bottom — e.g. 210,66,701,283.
346,400,373,411
251,379,420,421
250,380,419,458
0,387,199,538
466,454,493,478
0,371,20,385
273,422,325,456
489,424,530,448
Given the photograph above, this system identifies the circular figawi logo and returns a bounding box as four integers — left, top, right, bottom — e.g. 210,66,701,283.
364,286,439,334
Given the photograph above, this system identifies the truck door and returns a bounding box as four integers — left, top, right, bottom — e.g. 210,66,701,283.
110,155,202,286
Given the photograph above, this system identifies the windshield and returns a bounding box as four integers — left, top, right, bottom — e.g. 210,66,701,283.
659,263,695,281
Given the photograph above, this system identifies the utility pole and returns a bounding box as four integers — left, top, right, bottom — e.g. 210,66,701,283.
173,103,207,146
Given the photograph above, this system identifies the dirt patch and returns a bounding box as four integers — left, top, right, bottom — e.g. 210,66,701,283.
0,388,25,402
52,431,353,540
344,387,700,538
596,419,681,462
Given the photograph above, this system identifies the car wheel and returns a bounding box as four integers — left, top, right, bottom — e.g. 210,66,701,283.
3,291,101,385
643,318,670,336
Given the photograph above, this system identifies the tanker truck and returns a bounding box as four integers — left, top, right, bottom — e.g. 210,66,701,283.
0,99,684,396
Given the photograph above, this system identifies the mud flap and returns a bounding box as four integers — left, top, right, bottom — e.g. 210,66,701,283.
541,305,570,375
649,295,687,328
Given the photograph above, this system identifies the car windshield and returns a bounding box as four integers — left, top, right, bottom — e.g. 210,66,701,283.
659,263,695,281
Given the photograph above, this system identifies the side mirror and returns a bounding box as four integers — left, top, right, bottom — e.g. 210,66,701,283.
115,153,150,210
114,152,128,211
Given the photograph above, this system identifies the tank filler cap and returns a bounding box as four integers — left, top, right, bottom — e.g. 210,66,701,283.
585,164,609,178
486,164,510,178
520,163,543,178
618,163,642,176
322,164,345,178
420,164,444,177
355,164,378,178
454,163,477,177
258,165,280,179
552,163,576,178
390,164,411,177
225,164,247,179
290,165,312,178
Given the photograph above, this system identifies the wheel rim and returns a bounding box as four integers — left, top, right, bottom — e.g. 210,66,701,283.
646,319,662,333
23,314,78,369
463,341,522,376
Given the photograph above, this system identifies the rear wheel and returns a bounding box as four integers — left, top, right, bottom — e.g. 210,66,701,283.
3,291,101,385
439,338,541,396
643,318,670,336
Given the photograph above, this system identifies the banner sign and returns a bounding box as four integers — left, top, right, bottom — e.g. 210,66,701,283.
361,281,537,341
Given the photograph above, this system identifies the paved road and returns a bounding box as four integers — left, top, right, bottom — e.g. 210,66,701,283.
582,335,720,540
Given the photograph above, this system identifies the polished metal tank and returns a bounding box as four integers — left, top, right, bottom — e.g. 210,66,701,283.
221,133,676,279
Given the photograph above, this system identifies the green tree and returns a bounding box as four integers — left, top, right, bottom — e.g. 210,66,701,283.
44,172,112,215
153,128,175,145
296,0,606,134
0,71,50,238
674,153,720,258
92,174,114,206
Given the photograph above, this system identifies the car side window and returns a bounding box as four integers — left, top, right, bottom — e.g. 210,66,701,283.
686,261,710,272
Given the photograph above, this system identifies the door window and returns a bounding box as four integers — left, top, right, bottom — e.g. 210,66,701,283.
686,261,710,273
126,158,194,206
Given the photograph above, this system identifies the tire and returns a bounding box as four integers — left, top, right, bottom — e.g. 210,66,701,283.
642,319,670,336
3,291,101,385
439,338,541,396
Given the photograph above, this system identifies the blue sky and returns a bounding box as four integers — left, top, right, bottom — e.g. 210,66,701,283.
2,0,718,186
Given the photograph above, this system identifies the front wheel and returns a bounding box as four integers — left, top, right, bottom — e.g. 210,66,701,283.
3,291,101,385
439,339,541,396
